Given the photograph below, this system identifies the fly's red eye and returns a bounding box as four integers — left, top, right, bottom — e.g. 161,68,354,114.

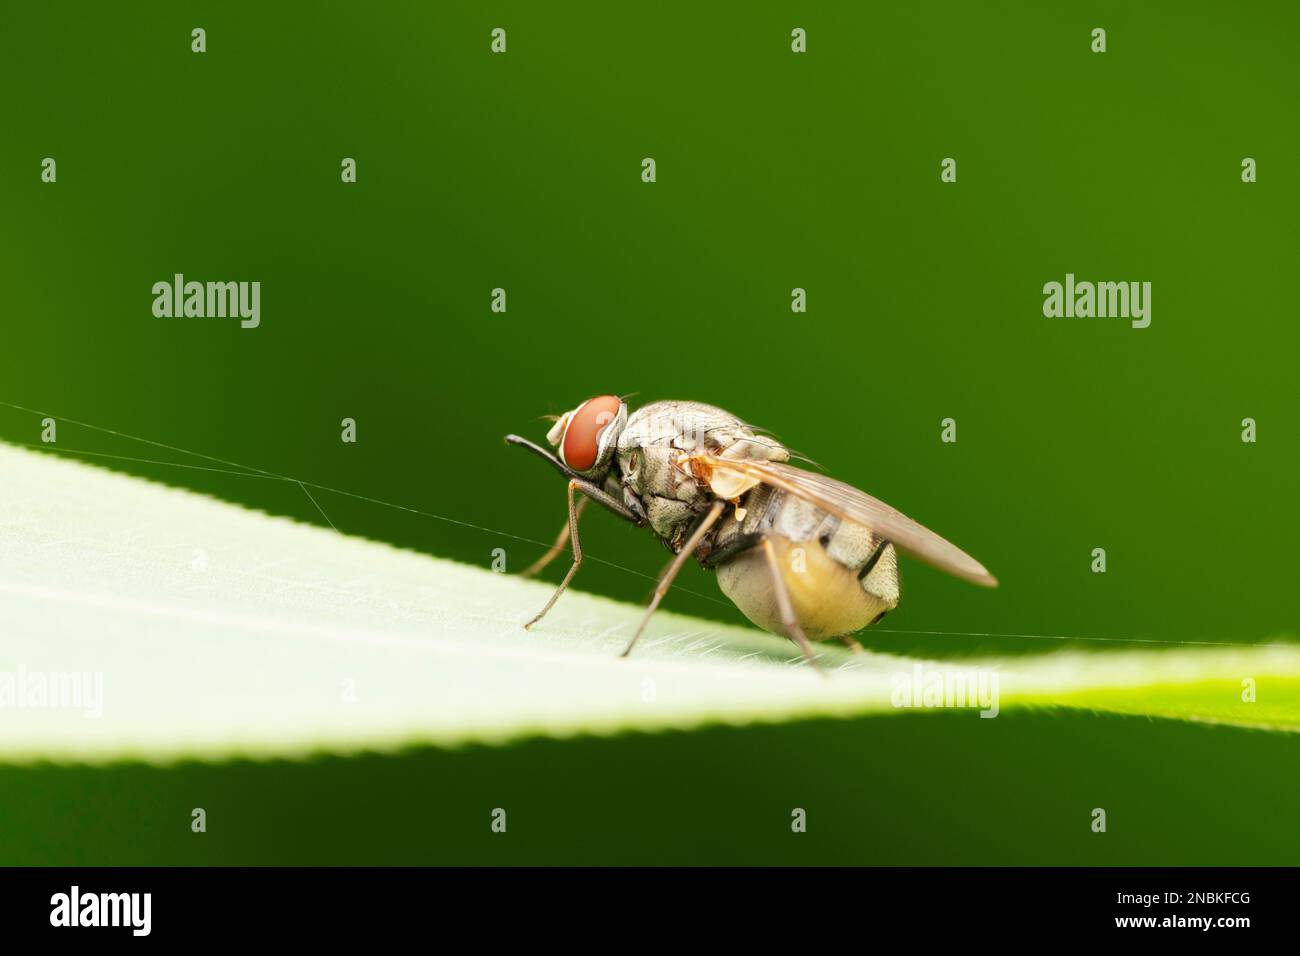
562,395,622,471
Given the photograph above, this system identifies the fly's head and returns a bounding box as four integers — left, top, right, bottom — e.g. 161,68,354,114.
546,395,628,479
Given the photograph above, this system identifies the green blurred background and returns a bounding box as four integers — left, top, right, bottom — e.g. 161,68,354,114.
0,2,1296,864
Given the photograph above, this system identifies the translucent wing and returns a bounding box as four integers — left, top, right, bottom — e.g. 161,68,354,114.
700,456,998,587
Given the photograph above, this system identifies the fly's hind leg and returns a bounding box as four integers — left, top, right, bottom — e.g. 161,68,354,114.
520,496,589,578
620,500,727,658
524,480,635,630
759,538,822,670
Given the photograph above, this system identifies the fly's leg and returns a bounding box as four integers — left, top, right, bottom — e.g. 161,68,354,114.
759,537,822,670
520,496,589,579
642,553,675,603
521,476,641,630
840,636,865,654
522,481,588,630
620,499,727,658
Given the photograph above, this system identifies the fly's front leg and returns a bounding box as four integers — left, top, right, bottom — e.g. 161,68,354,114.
759,537,822,671
620,499,727,658
520,496,589,579
523,481,588,630
521,474,641,630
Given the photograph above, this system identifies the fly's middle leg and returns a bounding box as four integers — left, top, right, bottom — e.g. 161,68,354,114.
620,499,727,658
642,553,674,604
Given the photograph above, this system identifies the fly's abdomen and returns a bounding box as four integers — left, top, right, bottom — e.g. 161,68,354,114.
712,488,900,641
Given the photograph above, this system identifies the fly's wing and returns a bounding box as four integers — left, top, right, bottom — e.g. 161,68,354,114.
700,456,998,587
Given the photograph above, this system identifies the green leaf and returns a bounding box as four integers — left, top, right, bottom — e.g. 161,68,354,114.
1,442,1296,766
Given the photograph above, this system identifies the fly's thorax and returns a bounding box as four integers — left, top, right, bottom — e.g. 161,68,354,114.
616,401,789,542
618,401,789,469
616,442,702,543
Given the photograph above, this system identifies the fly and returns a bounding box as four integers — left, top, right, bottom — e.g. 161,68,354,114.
505,396,997,665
